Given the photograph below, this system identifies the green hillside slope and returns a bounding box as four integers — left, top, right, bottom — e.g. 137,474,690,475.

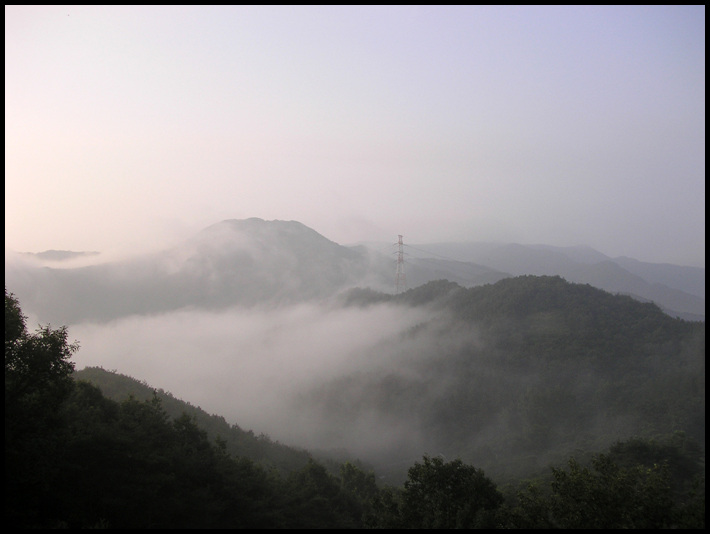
73,366,320,475
336,276,704,482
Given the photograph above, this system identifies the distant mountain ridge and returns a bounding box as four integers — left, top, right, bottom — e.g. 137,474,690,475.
398,241,704,320
4,218,704,324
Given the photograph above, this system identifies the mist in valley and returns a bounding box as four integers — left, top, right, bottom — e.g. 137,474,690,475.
62,290,698,484
68,301,435,462
4,218,703,487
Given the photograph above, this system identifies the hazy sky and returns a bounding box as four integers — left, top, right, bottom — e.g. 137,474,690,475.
5,5,705,266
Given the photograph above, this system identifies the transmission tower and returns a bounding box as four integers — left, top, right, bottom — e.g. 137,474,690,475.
395,234,407,294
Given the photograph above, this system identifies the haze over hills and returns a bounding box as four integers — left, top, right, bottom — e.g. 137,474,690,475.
321,276,705,482
5,217,704,324
4,218,703,486
6,219,375,324
66,275,704,487
8,276,704,528
397,241,705,320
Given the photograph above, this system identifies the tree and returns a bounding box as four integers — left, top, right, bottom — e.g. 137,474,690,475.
339,461,380,526
5,288,79,527
5,289,77,410
340,461,378,503
280,459,362,528
506,452,696,528
367,485,406,529
547,454,675,528
400,455,503,528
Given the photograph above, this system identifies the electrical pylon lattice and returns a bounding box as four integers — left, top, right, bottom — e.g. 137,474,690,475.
395,234,407,294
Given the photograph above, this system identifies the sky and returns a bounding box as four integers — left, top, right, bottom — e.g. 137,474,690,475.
5,5,706,267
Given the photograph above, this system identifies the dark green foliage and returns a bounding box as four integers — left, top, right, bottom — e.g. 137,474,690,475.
74,365,315,475
51,384,284,528
502,447,704,529
367,485,406,528
340,461,379,504
605,434,706,529
606,433,705,497
5,290,77,412
277,459,363,528
547,455,674,528
5,288,79,528
5,287,26,343
400,455,503,528
396,279,461,307
364,455,504,529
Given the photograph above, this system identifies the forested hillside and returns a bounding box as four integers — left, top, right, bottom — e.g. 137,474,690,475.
335,275,704,482
73,367,322,474
6,281,704,528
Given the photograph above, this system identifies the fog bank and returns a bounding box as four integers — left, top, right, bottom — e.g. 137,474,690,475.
71,302,433,455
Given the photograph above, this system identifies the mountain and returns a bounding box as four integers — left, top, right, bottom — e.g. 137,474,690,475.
400,257,509,289
4,218,375,324
171,218,372,303
4,218,705,324
327,276,705,483
399,241,705,320
612,255,705,298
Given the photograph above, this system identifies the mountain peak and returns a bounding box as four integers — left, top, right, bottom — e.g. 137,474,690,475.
196,218,342,251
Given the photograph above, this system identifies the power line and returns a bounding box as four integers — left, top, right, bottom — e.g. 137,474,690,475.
403,243,465,263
